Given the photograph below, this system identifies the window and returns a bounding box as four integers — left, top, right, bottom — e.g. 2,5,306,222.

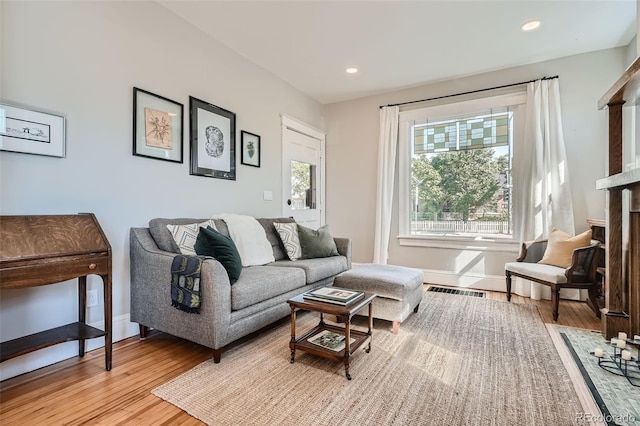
398,92,526,243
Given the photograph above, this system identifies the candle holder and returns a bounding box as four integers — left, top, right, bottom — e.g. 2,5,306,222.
590,339,640,387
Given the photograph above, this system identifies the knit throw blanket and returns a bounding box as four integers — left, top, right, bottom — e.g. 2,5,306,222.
171,255,205,314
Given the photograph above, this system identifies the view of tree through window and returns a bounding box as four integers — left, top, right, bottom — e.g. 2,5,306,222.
410,109,512,238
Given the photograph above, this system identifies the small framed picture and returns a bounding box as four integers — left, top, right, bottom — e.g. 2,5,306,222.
241,130,261,168
0,102,66,157
189,96,236,180
133,87,184,163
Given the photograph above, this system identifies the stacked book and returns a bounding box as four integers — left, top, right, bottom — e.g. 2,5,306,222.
302,286,364,306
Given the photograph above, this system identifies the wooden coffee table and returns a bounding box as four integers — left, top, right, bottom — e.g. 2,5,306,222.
287,291,376,380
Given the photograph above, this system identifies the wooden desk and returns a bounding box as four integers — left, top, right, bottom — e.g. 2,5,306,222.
0,214,112,370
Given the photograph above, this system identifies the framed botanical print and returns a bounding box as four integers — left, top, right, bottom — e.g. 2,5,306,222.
133,87,183,163
241,130,260,167
189,96,236,180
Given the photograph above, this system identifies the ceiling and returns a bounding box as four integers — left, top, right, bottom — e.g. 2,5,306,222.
159,1,637,105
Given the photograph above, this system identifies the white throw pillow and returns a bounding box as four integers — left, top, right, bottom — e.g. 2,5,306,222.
167,220,218,255
274,222,302,261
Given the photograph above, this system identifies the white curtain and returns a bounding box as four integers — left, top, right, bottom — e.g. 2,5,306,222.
373,106,399,264
513,78,577,300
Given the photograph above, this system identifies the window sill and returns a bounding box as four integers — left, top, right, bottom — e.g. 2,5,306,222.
397,235,520,253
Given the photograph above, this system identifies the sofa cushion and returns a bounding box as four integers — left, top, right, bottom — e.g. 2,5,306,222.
231,265,306,310
167,220,218,255
270,256,348,284
194,226,242,284
256,217,296,261
274,222,302,260
297,224,339,258
149,218,207,253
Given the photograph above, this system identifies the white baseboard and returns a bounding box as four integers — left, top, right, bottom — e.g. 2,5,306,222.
352,262,506,293
0,314,139,382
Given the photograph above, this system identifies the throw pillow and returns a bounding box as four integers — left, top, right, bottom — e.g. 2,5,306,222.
274,222,302,260
167,220,218,255
194,226,242,284
297,224,339,259
538,228,592,268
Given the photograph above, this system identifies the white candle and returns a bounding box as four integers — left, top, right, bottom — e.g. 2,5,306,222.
594,348,604,358
634,335,640,342
611,338,618,345
618,332,628,341
622,350,632,361
617,340,626,349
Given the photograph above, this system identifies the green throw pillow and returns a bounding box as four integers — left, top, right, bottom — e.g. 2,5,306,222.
297,224,339,259
194,226,242,284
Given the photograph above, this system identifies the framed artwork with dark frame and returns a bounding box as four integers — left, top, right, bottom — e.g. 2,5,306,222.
0,102,66,158
240,130,261,167
133,87,184,163
189,96,236,180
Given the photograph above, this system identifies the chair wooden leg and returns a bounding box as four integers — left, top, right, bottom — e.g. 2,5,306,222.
506,272,512,302
551,286,560,322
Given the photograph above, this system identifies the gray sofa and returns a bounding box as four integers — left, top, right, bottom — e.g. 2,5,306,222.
130,217,351,362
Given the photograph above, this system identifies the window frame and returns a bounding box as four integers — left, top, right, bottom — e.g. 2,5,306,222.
398,92,526,250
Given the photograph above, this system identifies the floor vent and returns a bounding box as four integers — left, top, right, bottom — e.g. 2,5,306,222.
427,286,486,298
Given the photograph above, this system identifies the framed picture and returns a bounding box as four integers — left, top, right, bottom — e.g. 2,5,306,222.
241,130,261,167
0,102,65,157
189,96,236,180
133,87,183,163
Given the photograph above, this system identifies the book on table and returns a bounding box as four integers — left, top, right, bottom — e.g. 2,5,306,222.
302,286,364,305
307,330,356,352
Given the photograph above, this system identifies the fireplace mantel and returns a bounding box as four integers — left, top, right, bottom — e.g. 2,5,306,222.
597,56,640,339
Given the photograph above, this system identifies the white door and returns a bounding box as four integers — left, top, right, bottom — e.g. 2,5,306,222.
281,114,325,229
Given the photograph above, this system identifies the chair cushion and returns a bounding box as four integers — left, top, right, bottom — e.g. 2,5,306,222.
505,262,567,284
538,228,592,268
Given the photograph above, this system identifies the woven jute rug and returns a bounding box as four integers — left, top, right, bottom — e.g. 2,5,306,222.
152,291,588,425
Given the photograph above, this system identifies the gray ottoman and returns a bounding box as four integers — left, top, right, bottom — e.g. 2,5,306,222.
333,264,423,333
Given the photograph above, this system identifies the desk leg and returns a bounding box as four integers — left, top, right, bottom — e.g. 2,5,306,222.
102,274,112,371
289,305,296,363
78,276,87,358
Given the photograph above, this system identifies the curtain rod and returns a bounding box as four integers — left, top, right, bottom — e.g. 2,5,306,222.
379,75,559,109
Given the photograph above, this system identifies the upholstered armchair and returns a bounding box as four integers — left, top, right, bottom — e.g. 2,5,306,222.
505,238,601,322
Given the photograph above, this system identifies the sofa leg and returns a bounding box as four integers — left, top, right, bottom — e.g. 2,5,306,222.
139,325,149,339
392,321,400,334
413,303,420,313
506,272,512,302
213,348,221,363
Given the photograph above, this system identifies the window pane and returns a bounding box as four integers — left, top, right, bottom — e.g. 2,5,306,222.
410,110,512,238
291,160,315,210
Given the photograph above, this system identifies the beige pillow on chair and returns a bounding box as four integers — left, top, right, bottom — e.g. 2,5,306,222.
538,228,592,268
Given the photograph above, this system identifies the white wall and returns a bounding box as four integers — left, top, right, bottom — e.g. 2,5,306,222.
324,48,628,288
0,1,324,380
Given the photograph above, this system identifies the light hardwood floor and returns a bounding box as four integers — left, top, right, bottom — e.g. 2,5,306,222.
0,286,601,425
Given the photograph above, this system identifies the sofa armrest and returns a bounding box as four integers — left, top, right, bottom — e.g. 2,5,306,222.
129,227,232,350
334,237,352,269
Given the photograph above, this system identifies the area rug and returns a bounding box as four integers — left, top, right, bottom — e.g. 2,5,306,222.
554,325,640,426
152,292,587,425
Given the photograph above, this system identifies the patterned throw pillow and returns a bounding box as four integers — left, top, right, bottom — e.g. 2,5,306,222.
274,222,302,261
167,220,218,255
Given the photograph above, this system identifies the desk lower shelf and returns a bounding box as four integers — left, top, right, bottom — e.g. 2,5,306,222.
293,323,371,360
0,322,107,362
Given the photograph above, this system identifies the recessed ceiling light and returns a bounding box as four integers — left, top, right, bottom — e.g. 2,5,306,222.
345,67,358,74
521,20,541,31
